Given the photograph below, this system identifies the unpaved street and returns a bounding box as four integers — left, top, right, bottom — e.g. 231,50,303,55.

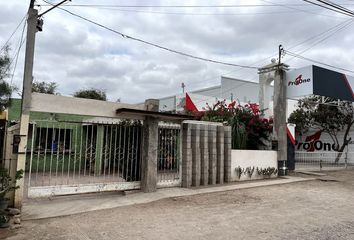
3,170,354,240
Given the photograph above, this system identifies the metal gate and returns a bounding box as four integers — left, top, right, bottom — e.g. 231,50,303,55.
157,122,181,188
295,151,354,171
25,120,143,198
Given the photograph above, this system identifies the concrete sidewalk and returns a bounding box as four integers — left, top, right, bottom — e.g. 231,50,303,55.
22,176,315,220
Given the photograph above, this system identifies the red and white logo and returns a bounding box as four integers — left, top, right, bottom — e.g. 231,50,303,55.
288,74,311,86
296,131,339,152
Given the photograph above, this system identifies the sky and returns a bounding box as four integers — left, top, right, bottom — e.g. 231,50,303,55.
0,0,353,103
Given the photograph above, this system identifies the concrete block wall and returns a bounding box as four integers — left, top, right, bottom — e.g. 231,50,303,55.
182,121,232,187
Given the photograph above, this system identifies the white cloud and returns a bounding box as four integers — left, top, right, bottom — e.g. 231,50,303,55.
1,0,353,103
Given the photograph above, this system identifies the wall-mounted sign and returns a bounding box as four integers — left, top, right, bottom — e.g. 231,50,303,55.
286,65,354,101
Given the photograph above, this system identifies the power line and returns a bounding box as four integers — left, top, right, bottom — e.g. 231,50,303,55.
260,0,348,18
287,18,352,52
288,19,354,56
67,7,302,16
10,20,27,85
183,16,354,105
37,3,354,8
284,50,354,74
0,13,27,53
315,0,354,15
303,0,354,17
55,7,259,69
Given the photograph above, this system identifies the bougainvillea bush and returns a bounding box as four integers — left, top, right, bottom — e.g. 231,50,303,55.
201,100,273,150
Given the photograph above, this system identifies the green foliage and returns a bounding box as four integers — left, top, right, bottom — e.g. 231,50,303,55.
0,168,24,200
73,88,107,101
32,81,59,94
288,96,354,162
0,46,12,112
0,81,12,112
201,100,273,150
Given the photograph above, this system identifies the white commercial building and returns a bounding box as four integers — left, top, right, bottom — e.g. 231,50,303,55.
159,76,273,112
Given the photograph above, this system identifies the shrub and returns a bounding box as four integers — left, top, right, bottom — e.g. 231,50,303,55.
201,100,273,150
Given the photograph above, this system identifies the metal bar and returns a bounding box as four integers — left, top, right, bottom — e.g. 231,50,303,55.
83,125,88,177
42,123,49,186
28,123,36,188
49,126,54,185
139,124,143,180
73,124,78,181
122,124,127,181
55,125,61,185
108,125,113,180
67,125,73,184
117,124,122,179
112,125,118,178
61,123,67,184
103,125,108,179
130,124,135,181
79,124,83,180
89,124,94,179
126,124,131,181
134,125,139,181
35,125,42,185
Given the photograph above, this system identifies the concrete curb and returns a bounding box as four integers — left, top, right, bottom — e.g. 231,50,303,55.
22,176,315,220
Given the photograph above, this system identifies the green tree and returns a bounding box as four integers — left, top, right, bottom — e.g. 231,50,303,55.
73,88,107,101
32,81,59,94
288,96,354,162
0,47,11,112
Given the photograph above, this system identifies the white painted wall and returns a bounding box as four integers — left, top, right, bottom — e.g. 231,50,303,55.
231,150,278,181
30,93,145,119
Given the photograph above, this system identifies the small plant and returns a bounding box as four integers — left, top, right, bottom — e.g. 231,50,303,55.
256,167,278,177
0,168,24,201
235,166,243,179
245,167,255,177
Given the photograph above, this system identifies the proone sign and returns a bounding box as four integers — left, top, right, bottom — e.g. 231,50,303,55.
296,131,339,152
286,65,354,101
288,74,311,86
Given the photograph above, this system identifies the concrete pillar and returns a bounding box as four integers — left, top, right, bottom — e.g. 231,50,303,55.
200,124,209,185
216,126,224,184
223,126,232,183
258,63,289,175
208,124,217,185
141,99,159,192
273,69,288,165
4,125,20,206
182,122,192,188
191,124,200,187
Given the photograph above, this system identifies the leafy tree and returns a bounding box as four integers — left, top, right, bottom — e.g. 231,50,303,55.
0,47,11,112
32,81,59,94
73,88,107,101
288,96,354,162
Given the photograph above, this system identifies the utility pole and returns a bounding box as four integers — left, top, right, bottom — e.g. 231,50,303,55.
15,0,70,208
15,0,38,208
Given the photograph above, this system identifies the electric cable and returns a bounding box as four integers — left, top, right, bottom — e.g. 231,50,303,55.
10,20,27,85
52,7,259,69
315,0,354,15
284,50,354,74
36,3,354,8
303,0,354,17
0,13,27,54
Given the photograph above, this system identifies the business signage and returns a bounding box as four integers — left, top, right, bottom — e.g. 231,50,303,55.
286,65,313,99
286,65,354,102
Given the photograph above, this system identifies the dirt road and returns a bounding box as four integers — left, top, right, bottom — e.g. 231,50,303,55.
3,170,354,240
